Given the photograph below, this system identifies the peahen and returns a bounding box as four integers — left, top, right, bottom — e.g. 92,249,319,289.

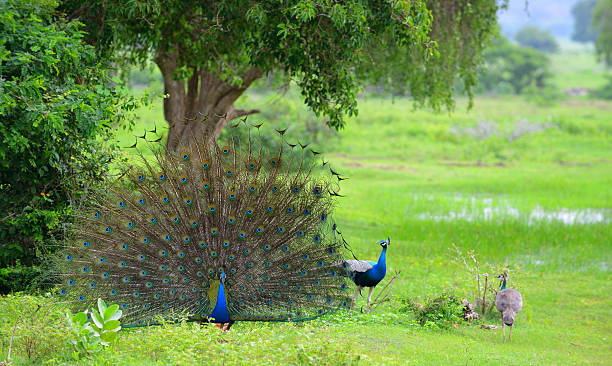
495,273,523,342
54,124,352,328
343,238,389,313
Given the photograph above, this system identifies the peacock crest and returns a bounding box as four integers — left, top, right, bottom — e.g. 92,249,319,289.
54,124,351,325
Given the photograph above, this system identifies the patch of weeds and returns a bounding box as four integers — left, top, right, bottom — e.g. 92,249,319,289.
400,292,465,329
0,293,69,363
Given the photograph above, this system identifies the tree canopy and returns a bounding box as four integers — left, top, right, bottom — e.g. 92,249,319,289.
571,0,598,43
60,0,504,149
593,0,612,66
515,25,559,53
0,0,139,291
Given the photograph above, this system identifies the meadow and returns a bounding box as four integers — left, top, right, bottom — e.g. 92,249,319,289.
1,50,611,365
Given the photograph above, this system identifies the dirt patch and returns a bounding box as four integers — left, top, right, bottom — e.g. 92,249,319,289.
561,100,612,110
341,161,418,173
438,161,507,167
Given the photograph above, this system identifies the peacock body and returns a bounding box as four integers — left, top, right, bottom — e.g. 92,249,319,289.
343,238,389,313
55,125,351,326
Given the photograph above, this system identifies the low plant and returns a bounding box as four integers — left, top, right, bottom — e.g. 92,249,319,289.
65,298,122,360
400,292,465,329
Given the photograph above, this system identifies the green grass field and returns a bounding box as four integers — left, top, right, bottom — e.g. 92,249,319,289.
1,51,611,365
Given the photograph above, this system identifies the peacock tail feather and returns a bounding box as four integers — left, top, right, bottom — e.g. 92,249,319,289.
54,124,351,325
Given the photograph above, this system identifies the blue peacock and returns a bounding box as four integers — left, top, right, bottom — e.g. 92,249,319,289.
54,124,352,328
343,238,389,313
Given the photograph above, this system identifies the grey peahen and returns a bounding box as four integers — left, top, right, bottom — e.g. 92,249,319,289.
495,273,523,342
54,124,352,328
342,238,389,313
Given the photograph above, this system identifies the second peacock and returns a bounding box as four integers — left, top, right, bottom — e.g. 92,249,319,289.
55,124,352,326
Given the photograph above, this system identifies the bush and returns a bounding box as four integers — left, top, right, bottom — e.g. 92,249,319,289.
0,293,70,363
591,75,612,100
515,25,559,53
0,0,143,292
401,292,465,329
478,37,551,95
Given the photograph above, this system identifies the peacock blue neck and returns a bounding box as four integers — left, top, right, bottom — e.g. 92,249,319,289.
210,278,230,323
374,246,387,276
500,279,507,290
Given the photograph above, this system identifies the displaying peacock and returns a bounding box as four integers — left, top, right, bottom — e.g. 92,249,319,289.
343,238,389,313
54,124,352,328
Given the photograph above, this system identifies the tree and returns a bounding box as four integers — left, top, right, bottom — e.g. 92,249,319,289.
0,0,139,292
571,0,598,43
515,25,559,53
478,37,550,94
59,0,504,150
593,0,612,66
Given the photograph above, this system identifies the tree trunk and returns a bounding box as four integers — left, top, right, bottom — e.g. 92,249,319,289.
155,51,263,151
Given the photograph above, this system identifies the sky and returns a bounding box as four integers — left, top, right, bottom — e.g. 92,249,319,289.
497,0,580,39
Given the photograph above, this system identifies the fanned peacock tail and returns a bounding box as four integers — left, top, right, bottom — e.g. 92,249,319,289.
54,124,351,325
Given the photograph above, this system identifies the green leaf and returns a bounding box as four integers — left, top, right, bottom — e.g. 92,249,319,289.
97,298,107,317
103,304,119,321
102,319,121,331
90,309,104,329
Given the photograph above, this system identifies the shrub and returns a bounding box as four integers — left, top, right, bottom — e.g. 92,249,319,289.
0,293,70,362
0,0,144,292
478,37,551,95
401,292,465,329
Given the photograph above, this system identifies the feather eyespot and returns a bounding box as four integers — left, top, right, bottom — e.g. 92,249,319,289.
138,198,145,205
180,176,187,183
203,182,210,189
229,192,236,199
199,242,206,248
185,198,192,205
208,204,216,212
159,174,165,180
210,228,218,235
221,146,230,154
256,226,262,233
182,153,189,160
246,208,254,215
93,211,100,218
239,232,246,238
118,201,125,207
228,216,235,224
226,169,232,176
183,236,190,242
137,174,144,181
202,161,209,169
249,184,256,192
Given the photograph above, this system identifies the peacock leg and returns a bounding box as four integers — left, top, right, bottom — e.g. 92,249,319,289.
366,287,374,314
350,286,361,310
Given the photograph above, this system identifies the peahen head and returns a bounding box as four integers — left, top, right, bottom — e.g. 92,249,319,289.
495,273,508,289
377,237,390,248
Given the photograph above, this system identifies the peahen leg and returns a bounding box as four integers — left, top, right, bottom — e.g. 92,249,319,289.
508,325,512,342
366,287,374,314
350,286,361,310
501,316,506,343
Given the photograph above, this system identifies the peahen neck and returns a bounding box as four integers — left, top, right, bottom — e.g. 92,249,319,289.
500,279,507,290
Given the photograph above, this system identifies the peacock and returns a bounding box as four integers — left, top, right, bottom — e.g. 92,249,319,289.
495,273,523,342
343,238,389,313
54,123,352,329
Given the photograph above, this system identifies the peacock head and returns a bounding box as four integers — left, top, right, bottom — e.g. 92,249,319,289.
377,237,390,248
220,272,227,283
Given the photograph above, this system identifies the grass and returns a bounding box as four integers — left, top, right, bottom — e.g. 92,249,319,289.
1,52,611,364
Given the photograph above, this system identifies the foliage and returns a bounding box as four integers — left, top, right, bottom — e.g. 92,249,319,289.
515,25,559,53
591,74,612,99
0,0,145,292
0,293,69,363
478,37,551,94
401,293,465,329
571,0,598,43
59,0,504,138
593,0,612,66
65,298,122,360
